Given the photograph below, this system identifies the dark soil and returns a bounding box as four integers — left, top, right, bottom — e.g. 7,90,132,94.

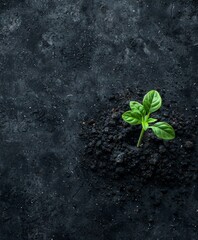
81,89,197,196
0,0,198,239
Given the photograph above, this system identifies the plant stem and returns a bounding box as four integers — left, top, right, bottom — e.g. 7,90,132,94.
137,127,145,148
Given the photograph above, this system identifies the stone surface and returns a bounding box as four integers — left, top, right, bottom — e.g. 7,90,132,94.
0,0,197,240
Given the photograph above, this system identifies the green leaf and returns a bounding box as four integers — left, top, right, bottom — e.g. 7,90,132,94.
150,122,175,140
130,101,146,116
143,90,162,113
142,121,149,130
122,110,142,125
147,118,158,123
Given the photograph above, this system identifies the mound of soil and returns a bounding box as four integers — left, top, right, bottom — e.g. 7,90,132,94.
80,89,197,192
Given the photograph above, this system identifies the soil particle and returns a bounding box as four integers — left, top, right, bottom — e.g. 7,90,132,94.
184,140,194,149
149,153,159,165
114,152,125,163
159,145,166,153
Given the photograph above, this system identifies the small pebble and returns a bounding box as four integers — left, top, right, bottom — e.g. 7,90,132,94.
111,112,119,119
115,152,125,163
184,141,194,149
104,127,109,133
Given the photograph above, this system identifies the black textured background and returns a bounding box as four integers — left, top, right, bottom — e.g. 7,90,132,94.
0,0,198,239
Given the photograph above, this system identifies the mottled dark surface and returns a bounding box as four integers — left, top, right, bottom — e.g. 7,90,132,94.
0,0,197,239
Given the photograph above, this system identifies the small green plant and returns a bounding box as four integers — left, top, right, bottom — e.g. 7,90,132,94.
122,90,175,147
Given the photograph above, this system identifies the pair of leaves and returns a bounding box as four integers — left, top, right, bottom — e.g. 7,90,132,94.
128,90,162,116
123,110,157,127
123,90,160,126
122,90,175,140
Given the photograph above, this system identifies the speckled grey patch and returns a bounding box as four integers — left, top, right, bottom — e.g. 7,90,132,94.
0,0,197,239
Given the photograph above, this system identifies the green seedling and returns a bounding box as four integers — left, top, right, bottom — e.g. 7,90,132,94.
122,90,175,147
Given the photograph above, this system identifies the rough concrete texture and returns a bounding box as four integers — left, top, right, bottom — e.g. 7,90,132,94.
0,0,197,239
